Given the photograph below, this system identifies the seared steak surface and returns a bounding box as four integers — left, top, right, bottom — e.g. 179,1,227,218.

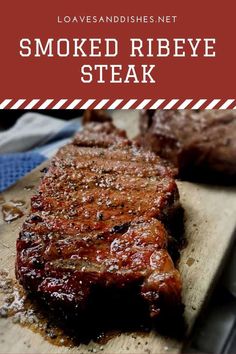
16,122,182,319
139,110,236,181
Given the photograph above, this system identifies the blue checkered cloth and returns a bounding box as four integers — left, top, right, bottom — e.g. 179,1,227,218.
0,153,46,192
0,117,81,192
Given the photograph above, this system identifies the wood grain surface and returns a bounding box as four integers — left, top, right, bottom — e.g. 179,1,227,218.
0,111,235,354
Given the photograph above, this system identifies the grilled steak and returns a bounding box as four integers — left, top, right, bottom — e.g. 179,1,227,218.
139,110,236,181
83,109,112,125
16,122,182,320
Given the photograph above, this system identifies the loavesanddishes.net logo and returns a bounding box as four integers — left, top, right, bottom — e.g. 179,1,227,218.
57,15,178,24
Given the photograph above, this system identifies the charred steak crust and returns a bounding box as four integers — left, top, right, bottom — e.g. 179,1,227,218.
139,110,236,180
82,109,112,125
16,122,182,319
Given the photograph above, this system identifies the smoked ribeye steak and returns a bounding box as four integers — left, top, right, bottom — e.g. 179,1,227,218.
139,110,236,181
16,122,182,320
82,109,112,125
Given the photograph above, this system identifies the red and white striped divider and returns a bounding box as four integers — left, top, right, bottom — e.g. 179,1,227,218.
0,99,235,110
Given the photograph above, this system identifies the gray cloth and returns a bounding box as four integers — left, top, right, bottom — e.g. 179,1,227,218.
0,113,66,153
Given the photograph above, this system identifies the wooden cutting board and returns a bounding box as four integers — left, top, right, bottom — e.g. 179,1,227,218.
0,111,236,354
